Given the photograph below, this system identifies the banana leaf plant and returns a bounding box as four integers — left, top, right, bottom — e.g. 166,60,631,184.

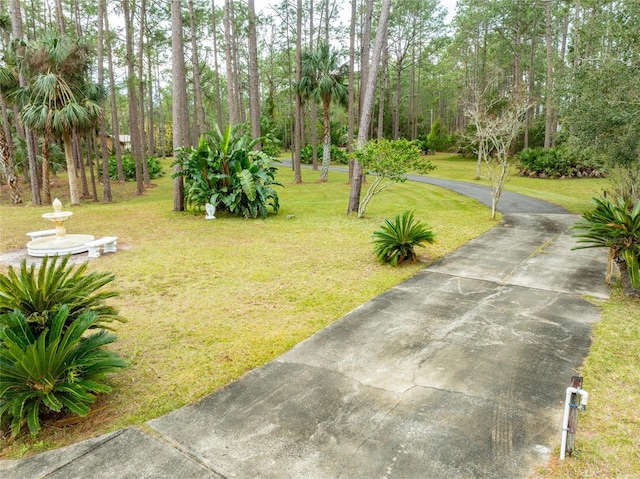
172,124,282,218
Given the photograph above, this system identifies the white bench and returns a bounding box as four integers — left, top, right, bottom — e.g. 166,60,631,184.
26,229,57,241
85,236,118,258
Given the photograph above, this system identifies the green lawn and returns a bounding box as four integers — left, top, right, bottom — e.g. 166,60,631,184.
0,157,637,479
428,153,609,213
0,162,497,457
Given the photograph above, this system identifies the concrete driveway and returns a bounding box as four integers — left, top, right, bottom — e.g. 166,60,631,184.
1,179,608,478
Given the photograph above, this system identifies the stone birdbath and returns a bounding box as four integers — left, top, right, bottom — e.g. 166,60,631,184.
27,198,95,257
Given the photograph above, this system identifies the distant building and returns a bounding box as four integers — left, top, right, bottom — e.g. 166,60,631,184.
98,135,127,154
118,135,132,152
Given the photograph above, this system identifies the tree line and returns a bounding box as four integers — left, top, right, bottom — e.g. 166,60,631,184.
0,0,638,209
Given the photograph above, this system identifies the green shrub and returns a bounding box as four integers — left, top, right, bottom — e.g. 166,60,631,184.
0,256,123,336
372,211,436,266
173,124,282,219
352,138,435,217
108,155,164,181
0,307,128,437
416,135,430,155
427,119,454,152
300,144,313,164
572,197,640,296
330,145,349,165
260,117,282,158
516,147,605,178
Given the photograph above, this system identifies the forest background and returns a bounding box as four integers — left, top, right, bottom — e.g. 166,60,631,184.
1,0,638,210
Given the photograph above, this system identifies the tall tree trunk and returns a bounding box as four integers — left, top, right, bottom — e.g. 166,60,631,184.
524,25,537,150
86,135,98,201
393,57,403,140
347,0,356,168
138,0,150,185
156,60,167,159
310,0,318,170
377,43,388,140
0,116,21,204
293,0,303,183
97,0,112,201
247,0,262,145
282,4,295,162
359,0,374,118
171,0,189,211
319,97,331,182
189,0,207,140
230,0,244,125
10,0,40,204
544,0,554,148
211,0,224,127
62,130,80,205
224,0,238,125
54,0,65,33
73,130,90,198
147,56,155,157
104,9,125,182
123,0,144,194
348,0,391,214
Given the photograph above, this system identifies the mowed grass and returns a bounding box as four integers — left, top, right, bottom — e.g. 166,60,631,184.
1,157,638,477
0,161,497,457
428,153,609,213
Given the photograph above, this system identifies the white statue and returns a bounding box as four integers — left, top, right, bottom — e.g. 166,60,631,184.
205,202,216,220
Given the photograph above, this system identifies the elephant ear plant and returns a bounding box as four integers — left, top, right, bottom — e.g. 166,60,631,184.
0,257,128,437
373,211,436,266
572,196,640,297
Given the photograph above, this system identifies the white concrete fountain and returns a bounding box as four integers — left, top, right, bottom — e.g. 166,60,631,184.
27,198,95,257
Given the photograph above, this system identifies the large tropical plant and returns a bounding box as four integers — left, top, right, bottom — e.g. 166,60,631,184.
173,124,282,218
0,256,122,335
572,196,640,297
297,42,348,182
0,307,128,437
372,211,436,266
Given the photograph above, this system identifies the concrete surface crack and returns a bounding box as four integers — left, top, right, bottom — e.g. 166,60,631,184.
337,399,404,478
149,429,228,479
405,383,485,403
277,360,403,395
42,429,127,478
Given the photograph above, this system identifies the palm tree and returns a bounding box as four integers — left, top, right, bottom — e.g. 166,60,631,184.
15,32,102,206
297,42,348,182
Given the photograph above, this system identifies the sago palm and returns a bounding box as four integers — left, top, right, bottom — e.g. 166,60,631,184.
372,211,436,266
0,307,128,437
0,255,122,335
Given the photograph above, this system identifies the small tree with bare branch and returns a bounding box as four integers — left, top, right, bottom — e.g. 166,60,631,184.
466,91,533,219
